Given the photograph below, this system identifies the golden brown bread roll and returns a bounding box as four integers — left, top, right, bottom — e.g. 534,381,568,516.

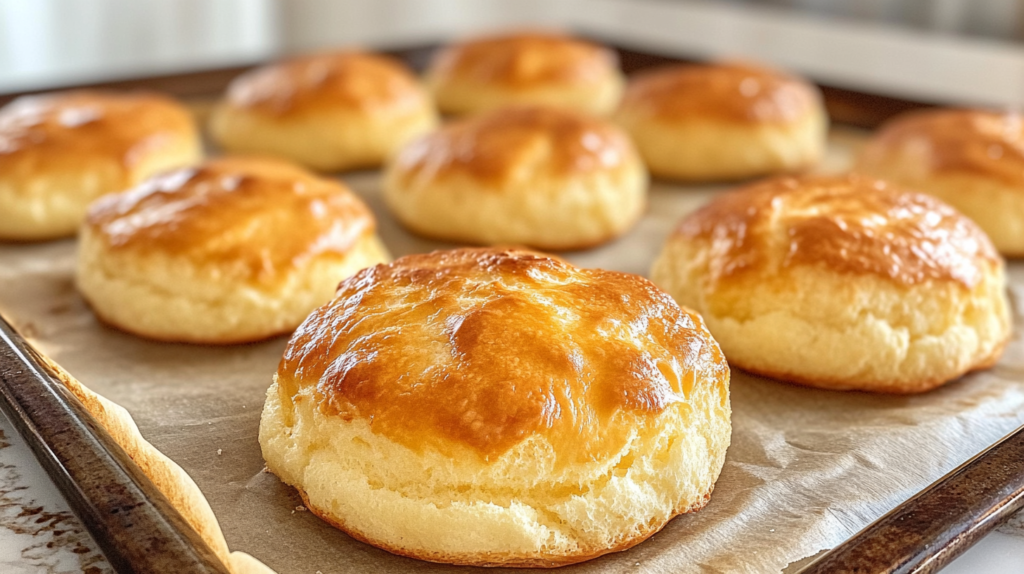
615,63,827,181
856,108,1024,256
76,156,389,344
0,90,201,241
650,174,1010,393
210,52,438,172
425,31,624,116
383,105,647,250
259,248,731,566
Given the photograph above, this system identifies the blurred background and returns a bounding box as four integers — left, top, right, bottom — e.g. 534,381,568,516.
3,0,1024,107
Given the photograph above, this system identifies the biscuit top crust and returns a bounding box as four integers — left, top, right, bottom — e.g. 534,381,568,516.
859,108,1024,186
389,106,637,186
427,31,619,89
0,90,195,177
619,63,821,124
85,157,374,283
224,52,430,116
277,248,729,463
674,175,999,288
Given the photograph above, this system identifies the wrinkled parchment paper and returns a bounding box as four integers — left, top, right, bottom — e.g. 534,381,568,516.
1,130,1023,574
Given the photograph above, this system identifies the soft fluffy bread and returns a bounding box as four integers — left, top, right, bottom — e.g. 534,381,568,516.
650,175,1010,393
615,63,827,182
425,31,624,116
856,108,1024,256
210,52,438,172
383,106,647,250
0,90,201,240
259,248,731,566
77,157,389,344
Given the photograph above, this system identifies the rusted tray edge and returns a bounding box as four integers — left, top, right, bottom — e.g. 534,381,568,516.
0,312,231,574
797,422,1024,574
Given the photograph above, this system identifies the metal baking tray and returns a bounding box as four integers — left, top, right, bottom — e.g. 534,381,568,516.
1,42,1023,574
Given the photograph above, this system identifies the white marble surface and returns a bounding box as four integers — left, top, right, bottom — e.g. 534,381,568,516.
945,530,1024,574
0,411,110,573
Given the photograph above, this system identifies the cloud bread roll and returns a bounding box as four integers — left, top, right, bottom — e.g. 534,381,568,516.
259,248,731,567
425,31,625,116
77,156,389,344
615,63,827,182
0,90,201,241
210,52,438,172
651,174,1010,393
857,108,1024,256
383,105,647,250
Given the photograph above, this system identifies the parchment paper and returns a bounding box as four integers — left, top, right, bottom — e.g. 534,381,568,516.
1,130,1023,574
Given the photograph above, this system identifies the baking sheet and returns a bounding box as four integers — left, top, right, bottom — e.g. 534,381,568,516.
1,130,1023,574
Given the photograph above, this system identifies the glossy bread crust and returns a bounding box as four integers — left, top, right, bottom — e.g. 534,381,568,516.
425,31,624,116
0,90,197,171
210,52,438,171
261,248,731,565
85,156,374,283
0,90,201,240
856,108,1024,256
613,63,827,181
221,52,431,117
389,105,637,184
279,248,727,459
619,62,822,125
77,156,389,344
651,174,1010,393
383,106,647,249
674,174,998,288
860,109,1024,185
428,32,619,90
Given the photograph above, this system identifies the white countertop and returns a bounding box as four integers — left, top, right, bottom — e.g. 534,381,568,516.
0,410,109,573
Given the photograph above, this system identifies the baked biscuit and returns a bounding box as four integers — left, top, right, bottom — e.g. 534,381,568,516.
857,108,1024,256
210,52,438,172
0,90,201,240
425,31,624,116
260,248,731,566
615,63,827,181
383,106,647,250
651,175,1010,393
77,157,389,344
